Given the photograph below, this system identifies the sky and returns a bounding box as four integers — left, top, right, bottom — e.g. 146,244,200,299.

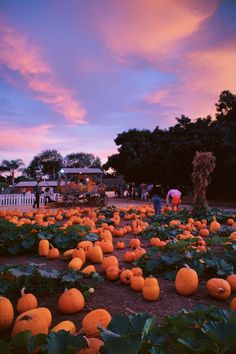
0,0,236,166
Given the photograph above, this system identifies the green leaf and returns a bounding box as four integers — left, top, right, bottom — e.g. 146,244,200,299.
38,268,60,279
7,244,21,255
46,331,87,354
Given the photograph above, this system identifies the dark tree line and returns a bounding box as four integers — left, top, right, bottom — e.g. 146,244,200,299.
103,91,236,200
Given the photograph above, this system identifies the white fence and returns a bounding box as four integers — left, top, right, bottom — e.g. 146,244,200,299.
0,194,51,207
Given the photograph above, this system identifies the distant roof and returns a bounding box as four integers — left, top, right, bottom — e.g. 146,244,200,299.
62,168,103,174
16,181,64,187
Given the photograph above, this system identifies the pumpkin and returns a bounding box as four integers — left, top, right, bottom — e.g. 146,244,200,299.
231,298,236,310
58,288,85,314
123,250,135,263
120,269,133,284
101,256,119,272
206,278,231,300
88,245,103,263
63,249,74,260
38,239,49,256
17,287,38,314
229,231,236,241
51,320,76,334
142,277,160,301
0,296,14,332
77,337,104,354
47,244,60,259
77,241,93,255
131,267,143,276
97,240,114,253
82,265,96,275
82,309,111,337
100,230,113,241
116,241,125,249
72,248,86,264
68,257,83,271
199,228,209,237
175,265,198,296
209,216,220,233
129,238,141,248
14,307,51,329
226,274,236,292
130,276,144,291
12,314,48,337
226,218,234,225
133,247,146,260
106,265,120,281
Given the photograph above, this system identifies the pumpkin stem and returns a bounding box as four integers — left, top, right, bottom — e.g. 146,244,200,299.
217,287,225,293
183,264,190,269
49,243,54,249
21,287,26,297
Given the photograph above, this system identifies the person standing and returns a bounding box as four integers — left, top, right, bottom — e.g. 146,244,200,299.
166,188,182,212
150,184,162,215
33,182,41,208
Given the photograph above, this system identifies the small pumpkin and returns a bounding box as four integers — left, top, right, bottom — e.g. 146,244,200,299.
88,245,103,263
51,320,76,334
129,238,141,248
123,250,135,263
175,265,198,296
38,239,49,256
120,269,133,284
130,276,144,291
58,288,85,314
231,297,236,310
226,274,236,292
101,256,119,272
142,277,160,301
106,265,120,281
47,244,60,259
209,216,220,233
206,278,231,300
77,337,104,354
0,296,14,332
82,265,96,275
72,248,86,264
82,309,111,337
116,241,125,249
131,267,143,276
68,257,83,271
17,287,38,314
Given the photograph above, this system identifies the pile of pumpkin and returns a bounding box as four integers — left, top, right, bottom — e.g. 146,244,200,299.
0,288,112,352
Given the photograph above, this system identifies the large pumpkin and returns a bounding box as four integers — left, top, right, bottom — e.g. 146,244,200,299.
101,256,119,272
0,296,14,332
106,265,120,281
82,309,111,337
130,276,144,292
88,245,103,263
17,287,38,314
68,257,83,271
15,307,52,328
120,269,133,284
175,265,198,296
12,314,48,337
206,278,231,299
142,277,160,301
58,288,85,314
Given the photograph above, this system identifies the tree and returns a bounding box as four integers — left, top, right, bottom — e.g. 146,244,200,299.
192,152,216,211
0,159,25,186
65,153,102,168
27,150,63,179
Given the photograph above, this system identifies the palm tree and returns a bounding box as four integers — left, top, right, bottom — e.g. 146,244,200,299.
0,159,25,186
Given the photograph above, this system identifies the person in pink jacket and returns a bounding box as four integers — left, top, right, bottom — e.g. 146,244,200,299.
166,189,182,212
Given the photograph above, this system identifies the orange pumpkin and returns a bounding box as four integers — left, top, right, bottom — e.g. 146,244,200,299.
72,248,86,264
68,257,83,271
129,238,141,248
47,244,60,259
120,269,133,284
231,297,236,310
17,287,38,314
82,309,111,337
142,277,160,301
0,296,14,332
116,241,125,249
106,265,120,281
130,276,144,291
209,216,220,233
51,320,76,334
101,256,119,272
175,265,198,296
226,274,236,292
206,278,231,300
131,267,143,276
77,337,104,354
82,265,96,275
58,288,85,314
123,251,135,263
88,245,103,263
38,239,49,256
12,314,48,337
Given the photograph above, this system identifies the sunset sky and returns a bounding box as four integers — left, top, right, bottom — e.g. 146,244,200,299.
0,0,236,165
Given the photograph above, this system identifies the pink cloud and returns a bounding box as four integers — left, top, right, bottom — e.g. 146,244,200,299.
144,42,236,119
0,20,86,124
96,0,218,62
0,124,58,152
